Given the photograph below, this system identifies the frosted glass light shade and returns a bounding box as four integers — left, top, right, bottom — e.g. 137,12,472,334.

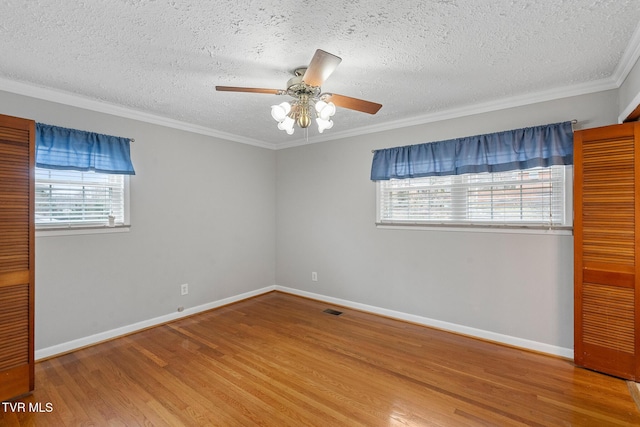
316,101,336,120
271,102,291,121
316,117,334,133
277,116,295,131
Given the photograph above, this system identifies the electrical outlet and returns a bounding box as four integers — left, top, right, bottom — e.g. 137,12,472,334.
311,272,318,282
180,283,188,295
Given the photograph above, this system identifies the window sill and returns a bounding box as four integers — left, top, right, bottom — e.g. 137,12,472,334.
375,223,573,235
36,225,131,237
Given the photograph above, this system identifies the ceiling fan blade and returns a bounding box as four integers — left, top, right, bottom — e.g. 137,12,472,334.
302,49,342,87
216,86,284,94
324,93,382,115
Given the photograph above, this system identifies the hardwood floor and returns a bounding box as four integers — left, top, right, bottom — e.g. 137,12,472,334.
2,291,639,426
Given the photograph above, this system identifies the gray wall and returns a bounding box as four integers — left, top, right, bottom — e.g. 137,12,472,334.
276,90,619,351
620,56,640,121
1,90,276,350
0,85,627,355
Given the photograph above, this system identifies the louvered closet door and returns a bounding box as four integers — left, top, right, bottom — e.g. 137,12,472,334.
574,121,640,380
0,115,35,400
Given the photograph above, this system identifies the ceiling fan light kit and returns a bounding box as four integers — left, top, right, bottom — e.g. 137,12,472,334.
216,49,382,136
271,96,336,134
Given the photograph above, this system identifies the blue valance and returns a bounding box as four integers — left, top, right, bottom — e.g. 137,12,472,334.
371,121,573,181
36,123,136,175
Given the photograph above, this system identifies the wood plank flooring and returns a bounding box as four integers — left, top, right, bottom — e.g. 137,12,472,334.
2,291,640,426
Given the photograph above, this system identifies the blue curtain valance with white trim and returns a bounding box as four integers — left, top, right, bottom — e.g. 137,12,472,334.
370,121,573,181
36,123,136,175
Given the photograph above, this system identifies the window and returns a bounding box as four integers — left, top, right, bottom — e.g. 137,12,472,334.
371,122,573,231
34,123,135,233
35,168,130,228
377,165,571,228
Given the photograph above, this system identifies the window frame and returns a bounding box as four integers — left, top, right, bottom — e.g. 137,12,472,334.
375,165,573,235
35,168,131,237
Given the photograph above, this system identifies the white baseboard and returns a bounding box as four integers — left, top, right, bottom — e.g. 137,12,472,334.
35,285,276,360
35,284,573,361
275,286,574,359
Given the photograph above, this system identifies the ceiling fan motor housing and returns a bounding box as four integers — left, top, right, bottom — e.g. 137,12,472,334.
286,69,321,99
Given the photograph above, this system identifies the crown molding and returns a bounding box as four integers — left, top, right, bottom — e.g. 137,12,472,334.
0,77,277,150
0,73,619,152
613,22,640,87
275,76,619,150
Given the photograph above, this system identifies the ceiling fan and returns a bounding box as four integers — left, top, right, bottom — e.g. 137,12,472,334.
216,49,382,135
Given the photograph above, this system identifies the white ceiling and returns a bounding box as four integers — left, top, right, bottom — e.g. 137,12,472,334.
1,0,639,149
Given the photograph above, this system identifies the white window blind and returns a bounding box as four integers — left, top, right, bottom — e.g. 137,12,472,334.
35,168,128,228
377,165,571,228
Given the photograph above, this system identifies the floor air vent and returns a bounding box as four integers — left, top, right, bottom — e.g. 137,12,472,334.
323,309,343,316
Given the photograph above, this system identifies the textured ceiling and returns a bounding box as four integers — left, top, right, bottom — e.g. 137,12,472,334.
1,0,639,148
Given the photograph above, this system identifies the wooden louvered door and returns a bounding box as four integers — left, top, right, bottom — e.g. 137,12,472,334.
0,114,35,400
574,121,640,380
